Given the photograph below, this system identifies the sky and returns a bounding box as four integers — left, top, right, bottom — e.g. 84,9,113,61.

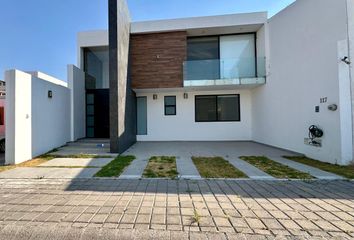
0,0,295,81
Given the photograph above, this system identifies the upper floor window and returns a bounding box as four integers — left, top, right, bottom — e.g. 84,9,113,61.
186,34,256,80
187,37,219,61
84,46,109,89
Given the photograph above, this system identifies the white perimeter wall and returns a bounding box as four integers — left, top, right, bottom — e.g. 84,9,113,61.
68,65,86,141
252,0,352,165
347,0,354,160
137,90,252,141
5,70,70,164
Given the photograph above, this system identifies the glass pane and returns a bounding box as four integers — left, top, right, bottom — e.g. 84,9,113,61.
220,34,256,78
195,96,217,121
165,106,176,115
184,59,220,80
137,97,147,135
84,46,109,89
87,127,94,138
217,95,240,121
164,96,176,106
87,116,94,127
187,37,219,60
86,94,94,104
87,105,94,115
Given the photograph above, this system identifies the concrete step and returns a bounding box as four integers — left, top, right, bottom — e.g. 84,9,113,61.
76,138,110,144
60,146,110,152
51,149,115,156
67,142,110,148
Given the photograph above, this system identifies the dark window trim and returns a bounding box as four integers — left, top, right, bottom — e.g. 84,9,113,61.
164,96,177,116
194,94,241,122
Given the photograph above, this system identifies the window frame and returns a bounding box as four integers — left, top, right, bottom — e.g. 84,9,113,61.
187,33,258,77
164,96,177,116
194,94,241,122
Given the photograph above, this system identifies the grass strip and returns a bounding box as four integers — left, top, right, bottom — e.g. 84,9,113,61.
284,156,354,179
192,156,248,178
143,156,178,178
94,155,135,177
240,156,313,179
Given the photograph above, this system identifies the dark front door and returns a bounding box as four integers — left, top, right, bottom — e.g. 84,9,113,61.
86,89,109,138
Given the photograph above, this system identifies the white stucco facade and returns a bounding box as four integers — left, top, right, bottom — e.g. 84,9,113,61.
136,90,252,141
252,0,352,165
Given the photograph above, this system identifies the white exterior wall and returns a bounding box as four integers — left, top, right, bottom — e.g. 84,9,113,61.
252,0,352,165
68,65,86,141
5,70,32,164
347,0,354,160
31,74,70,158
5,70,70,164
137,90,252,141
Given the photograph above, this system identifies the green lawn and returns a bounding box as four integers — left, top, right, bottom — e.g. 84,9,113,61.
143,156,178,178
284,156,354,179
240,156,313,179
95,155,135,177
192,156,248,178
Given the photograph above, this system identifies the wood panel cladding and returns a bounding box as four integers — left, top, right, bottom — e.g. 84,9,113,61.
130,31,187,89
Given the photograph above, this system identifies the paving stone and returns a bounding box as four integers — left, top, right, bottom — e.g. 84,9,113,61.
167,215,181,225
277,219,301,230
229,217,248,228
245,218,267,230
295,219,320,231
332,211,354,221
151,214,166,225
268,210,289,219
136,214,150,224
213,217,232,227
313,220,340,232
315,211,341,221
262,219,284,230
120,214,136,224
330,221,354,232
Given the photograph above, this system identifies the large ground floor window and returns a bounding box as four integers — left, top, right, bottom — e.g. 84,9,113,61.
195,94,240,122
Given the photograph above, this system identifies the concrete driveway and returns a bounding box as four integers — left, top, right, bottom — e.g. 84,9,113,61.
121,141,300,179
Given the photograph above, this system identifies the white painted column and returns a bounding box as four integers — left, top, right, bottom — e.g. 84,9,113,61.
5,70,32,164
346,0,354,161
338,40,353,165
67,65,86,142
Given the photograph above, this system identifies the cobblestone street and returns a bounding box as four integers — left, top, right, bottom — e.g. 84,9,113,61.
0,179,353,239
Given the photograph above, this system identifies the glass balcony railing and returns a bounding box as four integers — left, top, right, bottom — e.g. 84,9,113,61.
183,57,266,87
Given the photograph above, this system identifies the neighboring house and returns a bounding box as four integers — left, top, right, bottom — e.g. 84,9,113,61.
5,0,354,165
0,81,5,152
0,81,6,97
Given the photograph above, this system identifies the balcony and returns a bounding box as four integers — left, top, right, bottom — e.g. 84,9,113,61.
183,57,266,87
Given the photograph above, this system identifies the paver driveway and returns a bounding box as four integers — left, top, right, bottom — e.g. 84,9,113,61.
0,178,353,239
